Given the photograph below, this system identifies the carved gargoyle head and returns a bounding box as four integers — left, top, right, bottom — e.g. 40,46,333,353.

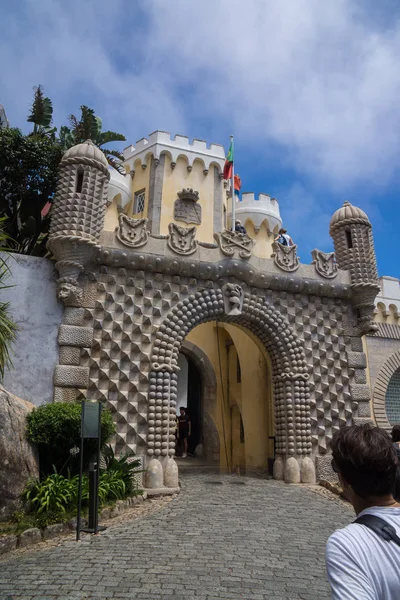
57,277,83,306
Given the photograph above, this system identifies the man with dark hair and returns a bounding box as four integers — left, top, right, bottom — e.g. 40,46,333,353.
391,424,400,501
326,424,400,599
392,423,400,444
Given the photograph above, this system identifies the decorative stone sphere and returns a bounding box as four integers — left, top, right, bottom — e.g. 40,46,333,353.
62,139,108,168
330,201,369,229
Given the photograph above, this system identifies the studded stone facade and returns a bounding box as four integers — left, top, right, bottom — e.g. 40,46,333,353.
48,143,381,489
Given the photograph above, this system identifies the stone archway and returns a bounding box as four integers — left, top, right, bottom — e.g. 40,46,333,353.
180,340,220,463
373,349,400,430
147,288,315,484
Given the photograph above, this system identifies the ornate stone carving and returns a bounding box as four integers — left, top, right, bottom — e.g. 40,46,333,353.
311,249,338,279
116,214,149,248
167,223,198,255
272,242,300,272
174,188,201,225
222,283,244,316
57,278,83,306
215,229,255,259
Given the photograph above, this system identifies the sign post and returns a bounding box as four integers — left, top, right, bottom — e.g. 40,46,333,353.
76,401,103,541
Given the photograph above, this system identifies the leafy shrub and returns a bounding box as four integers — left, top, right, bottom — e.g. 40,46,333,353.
26,402,115,476
101,445,143,496
22,471,79,514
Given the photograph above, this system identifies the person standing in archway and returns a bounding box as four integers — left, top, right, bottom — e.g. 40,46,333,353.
177,407,191,458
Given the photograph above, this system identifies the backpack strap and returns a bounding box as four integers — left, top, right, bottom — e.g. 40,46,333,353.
354,514,400,547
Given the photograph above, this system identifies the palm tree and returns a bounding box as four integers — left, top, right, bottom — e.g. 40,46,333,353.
0,218,18,378
59,105,126,174
27,85,57,138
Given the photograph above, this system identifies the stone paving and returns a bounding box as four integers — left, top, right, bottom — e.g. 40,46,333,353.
0,471,353,600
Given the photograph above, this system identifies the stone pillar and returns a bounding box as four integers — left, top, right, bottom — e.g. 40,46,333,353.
274,374,315,484
54,306,93,402
147,155,165,235
146,370,178,488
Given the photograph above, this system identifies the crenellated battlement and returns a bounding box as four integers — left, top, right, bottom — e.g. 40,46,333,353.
227,192,282,233
123,130,225,172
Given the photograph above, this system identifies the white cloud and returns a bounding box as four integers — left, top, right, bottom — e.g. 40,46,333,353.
1,0,400,188
144,0,400,188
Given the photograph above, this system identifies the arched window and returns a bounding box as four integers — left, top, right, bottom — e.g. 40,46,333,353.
76,167,84,193
345,229,353,249
385,367,400,424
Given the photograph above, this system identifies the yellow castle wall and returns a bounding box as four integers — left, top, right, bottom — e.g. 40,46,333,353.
129,158,151,219
160,155,216,244
244,220,275,260
103,158,151,232
186,322,274,471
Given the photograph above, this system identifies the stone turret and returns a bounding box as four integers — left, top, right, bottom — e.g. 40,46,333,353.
330,201,379,334
228,193,282,232
48,140,110,304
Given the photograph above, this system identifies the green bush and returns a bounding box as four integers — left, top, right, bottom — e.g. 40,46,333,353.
26,402,115,476
27,402,115,446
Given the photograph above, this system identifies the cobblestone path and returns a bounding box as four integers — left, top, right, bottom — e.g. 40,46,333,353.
0,471,352,600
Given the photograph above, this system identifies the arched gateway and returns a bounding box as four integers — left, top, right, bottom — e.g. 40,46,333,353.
47,136,380,491
149,289,313,483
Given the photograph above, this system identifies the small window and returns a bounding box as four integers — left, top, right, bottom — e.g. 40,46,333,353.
134,189,145,213
76,168,84,193
345,229,353,249
237,355,241,383
240,414,245,443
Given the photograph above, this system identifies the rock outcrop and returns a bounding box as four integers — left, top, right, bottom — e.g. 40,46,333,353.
0,385,39,520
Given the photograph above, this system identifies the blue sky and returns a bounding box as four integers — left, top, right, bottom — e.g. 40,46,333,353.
1,0,400,277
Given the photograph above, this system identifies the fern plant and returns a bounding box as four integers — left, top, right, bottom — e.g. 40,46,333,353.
101,445,143,496
22,470,79,514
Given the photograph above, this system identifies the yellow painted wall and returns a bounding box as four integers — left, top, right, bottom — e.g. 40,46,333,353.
129,157,151,218
103,158,151,232
160,155,216,243
245,220,275,260
104,193,121,231
224,324,274,466
186,321,274,471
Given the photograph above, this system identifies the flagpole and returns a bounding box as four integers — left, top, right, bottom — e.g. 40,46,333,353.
231,135,235,232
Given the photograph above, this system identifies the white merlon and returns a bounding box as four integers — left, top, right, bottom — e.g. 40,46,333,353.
123,130,225,171
227,192,282,233
375,276,400,316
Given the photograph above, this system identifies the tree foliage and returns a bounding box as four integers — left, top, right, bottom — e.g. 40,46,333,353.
0,127,63,255
27,85,56,138
60,105,126,174
0,219,18,378
0,87,127,256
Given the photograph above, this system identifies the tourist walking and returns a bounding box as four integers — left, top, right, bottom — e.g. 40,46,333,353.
177,407,191,458
326,424,400,599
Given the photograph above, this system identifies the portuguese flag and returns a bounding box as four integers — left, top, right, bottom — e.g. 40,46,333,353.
223,140,233,179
